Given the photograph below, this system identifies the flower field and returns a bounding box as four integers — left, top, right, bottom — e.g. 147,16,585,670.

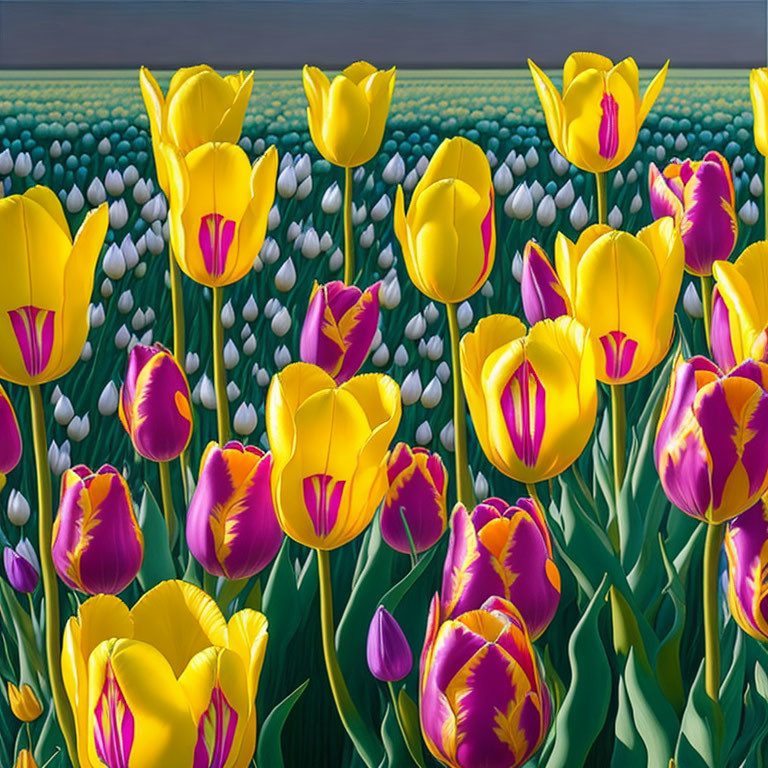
1,64,768,768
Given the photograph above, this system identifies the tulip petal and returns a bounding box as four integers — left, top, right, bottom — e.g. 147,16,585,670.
639,60,670,126
527,59,565,157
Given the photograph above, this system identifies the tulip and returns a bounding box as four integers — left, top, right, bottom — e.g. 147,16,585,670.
186,441,283,579
266,362,400,550
0,187,108,385
713,241,768,365
119,343,193,462
380,443,447,554
13,750,37,768
528,52,668,174
555,219,684,384
303,61,395,168
649,152,737,276
710,285,737,371
751,68,768,158
61,580,267,768
655,356,768,523
300,280,381,384
521,239,571,325
366,606,413,682
394,137,495,305
162,142,278,288
52,464,143,594
441,497,560,640
139,65,253,193
420,595,551,768
460,314,597,483
0,383,21,482
8,682,43,722
3,539,39,593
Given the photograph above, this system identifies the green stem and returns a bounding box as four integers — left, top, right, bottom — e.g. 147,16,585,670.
316,549,383,768
343,166,355,285
526,482,541,508
28,385,79,767
703,522,725,702
27,721,32,752
158,461,176,547
399,507,419,569
212,286,230,444
611,384,626,504
446,302,475,508
700,275,713,352
595,171,608,225
387,681,422,768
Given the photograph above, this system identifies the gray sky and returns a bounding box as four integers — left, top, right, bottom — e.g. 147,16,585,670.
0,0,764,68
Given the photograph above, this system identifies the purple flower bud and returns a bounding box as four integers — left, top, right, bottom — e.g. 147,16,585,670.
3,539,40,593
520,239,570,326
366,605,412,682
710,286,737,371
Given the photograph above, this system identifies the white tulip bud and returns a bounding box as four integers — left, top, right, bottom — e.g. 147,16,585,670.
607,206,623,229
33,161,46,180
474,471,489,499
415,156,429,176
424,302,439,324
569,197,589,231
401,370,422,406
630,193,643,214
264,298,281,319
87,177,107,206
7,490,31,526
123,165,139,186
243,295,259,322
415,421,433,445
529,180,545,204
421,376,442,408
296,176,313,201
613,170,624,190
394,345,408,367
117,290,134,314
115,324,131,349
426,335,443,361
301,229,321,260
372,343,390,367
382,153,406,185
436,361,451,383
295,154,312,182
329,248,344,271
234,403,258,435
439,421,455,452
54,395,74,425
493,163,514,195
683,282,704,319
511,154,527,176
257,367,271,387
271,307,292,337
277,165,297,198
404,168,420,192
90,303,106,328
525,147,539,168
267,205,281,231
131,178,151,204
131,309,146,331
227,382,240,402
243,334,257,356
751,174,764,197
14,152,32,178
674,133,688,152
185,352,200,375
260,237,281,265
0,149,13,174
274,345,292,368
109,199,129,229
200,375,217,410
80,341,93,361
378,244,394,269
220,300,235,328
505,183,533,220
50,385,63,405
555,180,575,209
549,148,570,176
380,272,401,309
223,339,240,369
275,258,297,291
457,301,474,329
145,228,165,255
536,194,556,227
371,195,392,222
67,414,90,442
739,200,760,226
405,313,426,341
352,202,367,226
322,182,343,214
98,381,119,416
481,281,494,298
320,231,333,251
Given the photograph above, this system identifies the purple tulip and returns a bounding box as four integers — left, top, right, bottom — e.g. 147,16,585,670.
366,605,413,682
711,286,737,371
520,239,570,325
0,382,21,476
52,464,143,594
649,151,737,276
119,343,193,462
186,441,283,579
300,280,380,383
3,539,39,593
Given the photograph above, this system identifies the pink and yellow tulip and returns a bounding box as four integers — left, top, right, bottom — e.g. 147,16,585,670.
0,382,21,482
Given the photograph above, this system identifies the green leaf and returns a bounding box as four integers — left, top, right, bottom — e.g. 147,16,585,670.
261,541,302,668
718,624,745,762
381,700,412,768
397,686,427,768
136,484,176,590
379,546,437,615
544,575,611,768
610,676,647,768
0,580,45,681
255,679,309,768
673,660,723,768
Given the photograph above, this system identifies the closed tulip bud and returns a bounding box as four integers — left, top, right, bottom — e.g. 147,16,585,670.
0,188,108,385
382,153,406,185
724,497,768,640
505,182,533,220
52,464,143,594
710,286,737,371
420,596,551,768
442,498,560,639
13,750,37,768
395,137,495,304
682,282,704,319
0,383,21,477
3,539,40,593
739,200,760,227
162,143,278,288
751,68,768,157
233,403,258,436
381,444,447,554
655,356,768,523
366,606,412,681
303,61,395,168
649,152,737,276
713,242,768,365
321,182,342,214
8,682,43,722
461,315,597,483
529,52,668,173
109,199,129,230
119,344,193,462
186,441,282,579
521,240,571,325
7,489,30,526
266,363,401,549
300,281,380,383
62,580,268,768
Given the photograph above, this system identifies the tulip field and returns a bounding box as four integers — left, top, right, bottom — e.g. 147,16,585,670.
2,61,768,768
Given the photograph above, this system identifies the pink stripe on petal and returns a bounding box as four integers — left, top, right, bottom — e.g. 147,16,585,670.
599,331,638,381
500,359,546,468
194,685,239,768
598,92,619,160
303,474,344,538
8,306,55,377
199,213,236,279
94,661,134,768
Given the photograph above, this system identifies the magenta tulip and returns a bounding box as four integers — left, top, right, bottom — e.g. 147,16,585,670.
3,539,39,593
366,605,413,682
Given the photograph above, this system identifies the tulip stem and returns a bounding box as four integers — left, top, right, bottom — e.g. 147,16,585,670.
212,286,230,444
158,461,176,547
595,171,608,225
26,721,32,751
399,507,419,569
344,166,355,285
316,548,383,768
28,385,79,768
387,681,424,768
700,275,713,351
611,383,626,553
526,483,541,508
703,521,725,703
446,302,475,509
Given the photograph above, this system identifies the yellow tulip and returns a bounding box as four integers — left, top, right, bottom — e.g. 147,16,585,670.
61,580,267,768
528,53,669,173
394,137,495,304
713,241,768,364
266,362,401,550
139,66,253,193
13,749,38,768
751,69,768,157
303,61,395,168
7,682,43,722
162,142,278,287
0,187,107,386
460,314,597,483
555,219,684,384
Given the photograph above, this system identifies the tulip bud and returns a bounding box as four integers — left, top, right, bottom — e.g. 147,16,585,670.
119,344,193,462
109,199,129,229
439,421,455,452
420,377,442,408
710,286,737,371
404,313,427,341
456,301,473,329
400,370,422,406
13,749,38,768
52,465,143,594
380,271,401,309
505,182,533,220
54,394,74,425
275,258,297,291
383,153,406,185
569,197,589,230
415,421,432,445
233,403,258,436
3,539,40,593
381,444,447,554
7,682,43,722
7,489,30,526
321,182,342,214
521,240,570,325
493,163,514,195
555,179,575,209
366,606,412,681
226,381,240,402
105,168,125,196
682,282,703,319
372,343,389,367
536,194,556,226
87,178,107,206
